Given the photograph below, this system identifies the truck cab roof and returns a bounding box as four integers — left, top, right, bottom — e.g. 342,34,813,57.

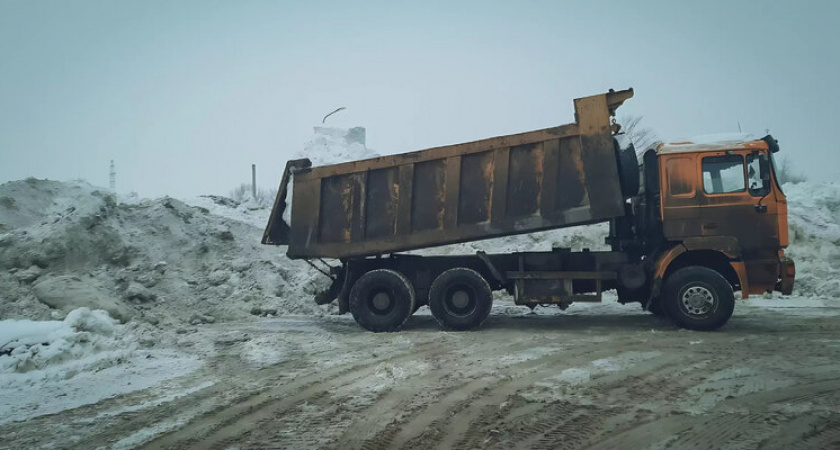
657,134,770,155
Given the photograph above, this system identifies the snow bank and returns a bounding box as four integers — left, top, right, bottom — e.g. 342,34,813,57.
0,308,201,424
0,177,333,326
0,308,117,373
782,181,840,299
295,126,378,167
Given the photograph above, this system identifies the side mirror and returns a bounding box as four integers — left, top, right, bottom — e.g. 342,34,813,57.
758,154,770,181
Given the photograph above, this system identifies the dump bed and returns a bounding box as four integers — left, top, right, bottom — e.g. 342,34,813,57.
264,89,634,259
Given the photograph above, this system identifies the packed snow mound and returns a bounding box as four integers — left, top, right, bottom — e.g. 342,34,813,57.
185,194,273,229
0,307,202,424
0,179,109,232
0,178,332,324
0,307,119,373
782,181,840,298
295,126,379,167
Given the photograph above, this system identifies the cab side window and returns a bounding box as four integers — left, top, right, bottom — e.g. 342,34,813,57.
702,155,745,194
746,153,770,196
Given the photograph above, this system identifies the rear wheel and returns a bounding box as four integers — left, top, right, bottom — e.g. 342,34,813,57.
428,268,492,331
349,269,415,332
662,266,734,331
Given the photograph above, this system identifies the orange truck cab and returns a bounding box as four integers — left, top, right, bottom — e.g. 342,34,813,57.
623,135,796,325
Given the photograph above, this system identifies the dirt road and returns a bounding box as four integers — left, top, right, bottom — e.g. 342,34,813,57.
3,301,840,449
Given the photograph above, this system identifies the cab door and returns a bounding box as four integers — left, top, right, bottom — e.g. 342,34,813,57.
697,151,780,293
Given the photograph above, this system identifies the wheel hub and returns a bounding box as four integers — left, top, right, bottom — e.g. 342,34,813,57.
451,290,470,309
371,292,392,311
682,286,714,315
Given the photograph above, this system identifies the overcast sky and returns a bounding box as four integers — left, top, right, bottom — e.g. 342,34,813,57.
1,0,838,198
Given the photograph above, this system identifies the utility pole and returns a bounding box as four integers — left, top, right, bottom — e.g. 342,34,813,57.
109,160,116,191
251,164,257,200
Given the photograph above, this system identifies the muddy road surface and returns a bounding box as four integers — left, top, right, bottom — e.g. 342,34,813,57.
3,301,840,449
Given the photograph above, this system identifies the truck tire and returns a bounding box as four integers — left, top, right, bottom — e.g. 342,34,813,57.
662,266,734,331
349,269,416,332
428,268,492,331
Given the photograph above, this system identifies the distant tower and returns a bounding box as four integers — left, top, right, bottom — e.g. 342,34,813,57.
251,164,257,200
109,160,116,191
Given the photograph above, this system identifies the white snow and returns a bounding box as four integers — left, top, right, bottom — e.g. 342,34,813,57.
686,133,756,145
0,308,118,373
0,319,67,355
0,308,201,424
296,126,378,168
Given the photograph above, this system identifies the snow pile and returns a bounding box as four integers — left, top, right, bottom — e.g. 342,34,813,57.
0,126,385,325
185,195,272,229
0,308,202,424
1,307,121,373
295,126,378,167
782,181,840,298
0,178,331,326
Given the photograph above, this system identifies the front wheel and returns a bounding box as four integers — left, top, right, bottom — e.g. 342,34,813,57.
428,268,492,331
349,269,416,332
662,266,734,331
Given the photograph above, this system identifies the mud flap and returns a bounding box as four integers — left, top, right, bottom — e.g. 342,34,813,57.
777,257,795,295
314,264,347,307
333,264,353,314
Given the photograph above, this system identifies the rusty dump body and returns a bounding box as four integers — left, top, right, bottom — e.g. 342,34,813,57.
263,89,795,333
263,89,634,259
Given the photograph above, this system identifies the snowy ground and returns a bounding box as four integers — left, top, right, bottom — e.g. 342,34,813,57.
1,127,839,448
2,300,840,450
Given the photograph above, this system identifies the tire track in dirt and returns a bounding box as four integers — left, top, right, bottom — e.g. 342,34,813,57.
140,341,444,450
719,377,840,412
453,345,749,450
65,334,366,449
239,342,456,450
339,340,573,450
445,353,693,450
74,337,438,450
794,417,840,450
667,414,774,450
379,345,640,450
468,401,582,449
586,415,697,450
238,335,568,450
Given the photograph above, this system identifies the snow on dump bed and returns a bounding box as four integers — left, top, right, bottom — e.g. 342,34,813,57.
0,308,200,424
296,126,379,167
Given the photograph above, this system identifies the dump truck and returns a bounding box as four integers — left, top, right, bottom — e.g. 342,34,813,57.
263,88,795,332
